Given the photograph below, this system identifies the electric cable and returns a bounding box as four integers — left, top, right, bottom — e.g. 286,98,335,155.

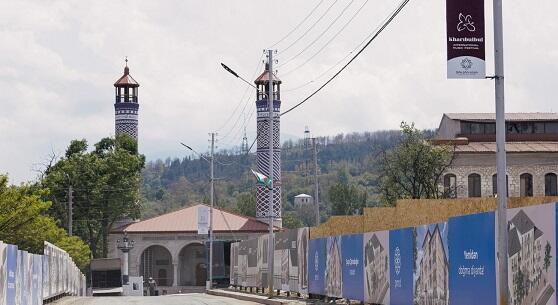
268,0,325,49
280,0,370,76
216,57,263,134
279,0,340,55
278,0,355,68
280,0,412,117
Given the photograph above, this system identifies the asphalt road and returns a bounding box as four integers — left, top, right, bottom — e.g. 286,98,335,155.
52,293,260,305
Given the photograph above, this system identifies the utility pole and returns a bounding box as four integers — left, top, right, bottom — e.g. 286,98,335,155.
266,49,275,297
493,0,508,303
68,185,73,236
209,132,215,290
312,138,319,226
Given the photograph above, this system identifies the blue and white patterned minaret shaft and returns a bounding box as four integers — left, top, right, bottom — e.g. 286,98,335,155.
255,64,282,227
114,60,140,140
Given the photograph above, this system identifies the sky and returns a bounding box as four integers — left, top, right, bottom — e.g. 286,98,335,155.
1,0,557,184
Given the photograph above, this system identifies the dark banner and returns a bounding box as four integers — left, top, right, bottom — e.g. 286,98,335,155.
446,0,485,78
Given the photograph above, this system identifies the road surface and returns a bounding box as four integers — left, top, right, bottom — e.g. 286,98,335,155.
52,293,260,305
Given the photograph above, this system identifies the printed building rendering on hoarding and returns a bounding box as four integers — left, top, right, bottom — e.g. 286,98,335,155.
508,206,555,305
435,113,558,198
365,232,389,304
414,224,448,305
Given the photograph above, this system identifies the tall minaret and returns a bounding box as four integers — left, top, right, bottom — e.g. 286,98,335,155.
114,58,140,140
254,63,282,227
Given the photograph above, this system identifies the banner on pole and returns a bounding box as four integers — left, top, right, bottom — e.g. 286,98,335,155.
197,205,209,235
446,0,485,78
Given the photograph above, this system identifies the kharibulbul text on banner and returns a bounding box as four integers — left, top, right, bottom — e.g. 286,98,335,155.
446,0,485,79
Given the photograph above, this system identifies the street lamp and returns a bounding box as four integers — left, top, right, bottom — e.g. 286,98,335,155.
116,232,135,285
222,54,276,296
180,141,215,290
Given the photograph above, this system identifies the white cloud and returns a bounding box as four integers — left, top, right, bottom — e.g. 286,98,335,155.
1,0,557,183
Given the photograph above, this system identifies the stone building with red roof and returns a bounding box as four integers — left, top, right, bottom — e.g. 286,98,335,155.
108,204,275,293
435,113,558,198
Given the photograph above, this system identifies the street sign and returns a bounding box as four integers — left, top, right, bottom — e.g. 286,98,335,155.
446,0,485,79
197,205,209,235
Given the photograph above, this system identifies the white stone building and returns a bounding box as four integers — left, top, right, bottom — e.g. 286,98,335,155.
294,194,313,207
435,113,558,198
108,204,273,294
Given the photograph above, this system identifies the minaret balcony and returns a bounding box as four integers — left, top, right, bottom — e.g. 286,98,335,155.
116,95,138,103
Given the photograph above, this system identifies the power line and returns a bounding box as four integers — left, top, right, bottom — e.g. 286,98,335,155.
280,0,370,77
278,0,355,68
279,0,340,55
280,0,412,117
268,0,325,49
216,56,264,134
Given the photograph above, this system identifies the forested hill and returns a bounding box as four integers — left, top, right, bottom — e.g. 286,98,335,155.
141,129,430,221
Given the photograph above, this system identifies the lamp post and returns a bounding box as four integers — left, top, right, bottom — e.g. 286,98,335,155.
116,232,135,285
180,141,215,289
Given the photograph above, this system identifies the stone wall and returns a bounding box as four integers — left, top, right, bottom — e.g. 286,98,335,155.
444,152,558,198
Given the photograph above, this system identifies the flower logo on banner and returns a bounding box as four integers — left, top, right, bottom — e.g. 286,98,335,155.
394,247,401,275
314,251,319,272
460,58,473,70
457,13,476,32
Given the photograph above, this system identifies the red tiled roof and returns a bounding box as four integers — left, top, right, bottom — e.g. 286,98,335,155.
114,204,273,233
454,141,558,153
445,113,558,122
254,67,281,85
114,67,139,87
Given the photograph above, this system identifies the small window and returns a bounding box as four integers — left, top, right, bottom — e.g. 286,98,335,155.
545,173,558,196
485,124,496,134
520,173,533,197
468,174,482,197
546,122,558,133
471,123,484,134
519,123,533,134
461,122,471,134
492,174,509,197
534,122,545,134
443,174,457,198
507,123,520,134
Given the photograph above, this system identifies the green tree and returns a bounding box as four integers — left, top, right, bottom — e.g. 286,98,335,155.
282,212,304,229
0,175,91,269
234,191,256,217
514,267,525,303
544,241,552,272
378,122,454,206
329,182,367,216
42,134,145,258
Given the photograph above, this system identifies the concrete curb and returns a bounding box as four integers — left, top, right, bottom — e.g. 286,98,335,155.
207,289,287,305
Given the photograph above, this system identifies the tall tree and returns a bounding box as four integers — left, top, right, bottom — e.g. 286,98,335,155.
42,134,145,258
0,175,91,269
234,191,256,217
329,182,367,216
378,122,454,206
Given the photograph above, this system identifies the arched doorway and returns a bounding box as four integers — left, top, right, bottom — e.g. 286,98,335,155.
139,245,173,286
179,243,207,286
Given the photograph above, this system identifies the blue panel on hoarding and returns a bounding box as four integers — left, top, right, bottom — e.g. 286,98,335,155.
32,255,40,305
6,244,17,305
448,212,496,305
308,238,326,295
21,251,28,305
341,234,364,301
389,227,413,305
